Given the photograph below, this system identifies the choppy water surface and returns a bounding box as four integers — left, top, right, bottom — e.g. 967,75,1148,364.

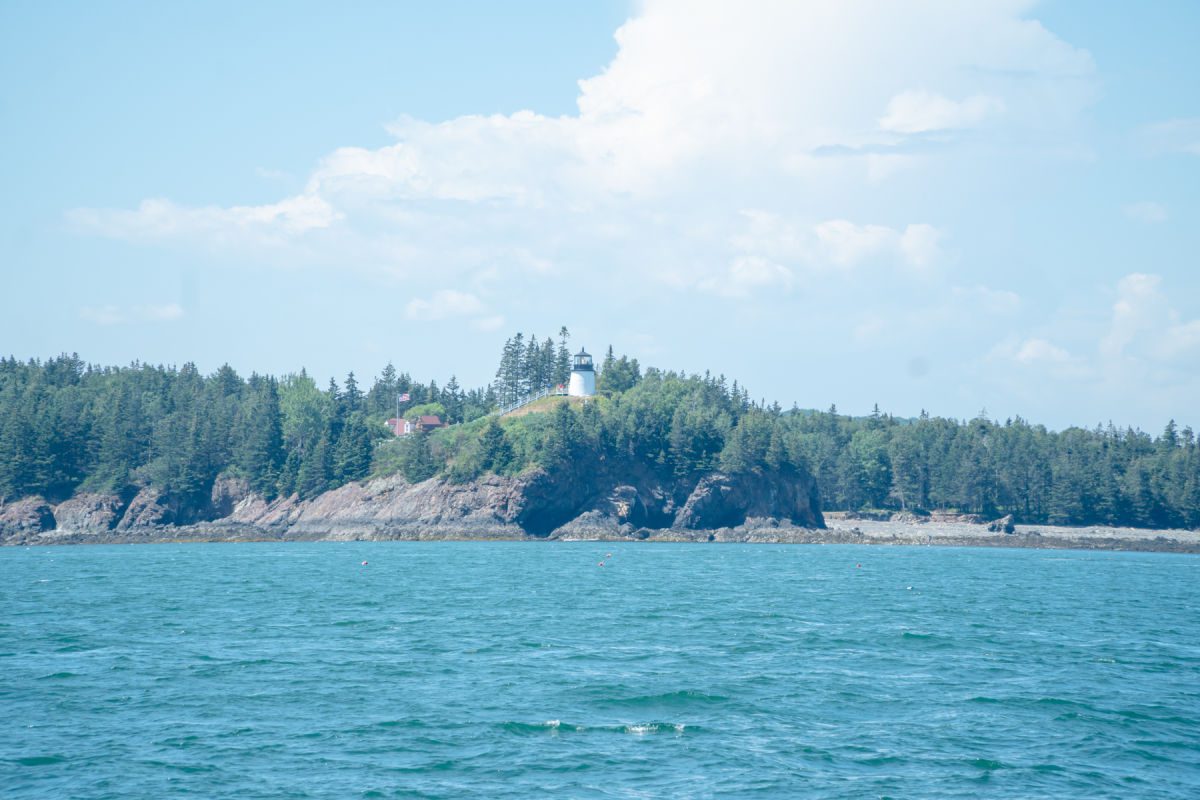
2,542,1198,798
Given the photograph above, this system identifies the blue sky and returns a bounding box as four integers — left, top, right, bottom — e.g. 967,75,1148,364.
2,1,1197,431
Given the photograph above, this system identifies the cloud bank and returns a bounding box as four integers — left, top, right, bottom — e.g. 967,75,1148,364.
66,2,1200,427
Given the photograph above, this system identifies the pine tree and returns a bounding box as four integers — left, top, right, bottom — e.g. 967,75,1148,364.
342,372,362,415
543,402,586,468
401,432,437,482
234,375,285,498
522,336,541,396
443,376,464,424
477,417,513,473
555,327,571,386
333,412,373,483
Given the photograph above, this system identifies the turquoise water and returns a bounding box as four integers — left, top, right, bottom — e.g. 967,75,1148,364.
2,543,1198,798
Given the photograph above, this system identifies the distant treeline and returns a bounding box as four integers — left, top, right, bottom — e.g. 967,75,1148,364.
1,347,1198,529
789,406,1200,529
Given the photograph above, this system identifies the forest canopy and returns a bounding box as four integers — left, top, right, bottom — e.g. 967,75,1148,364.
1,334,1198,529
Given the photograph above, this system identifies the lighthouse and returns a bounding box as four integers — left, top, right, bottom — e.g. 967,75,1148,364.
568,348,595,397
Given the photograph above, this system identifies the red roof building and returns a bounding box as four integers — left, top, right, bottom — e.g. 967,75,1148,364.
385,417,415,436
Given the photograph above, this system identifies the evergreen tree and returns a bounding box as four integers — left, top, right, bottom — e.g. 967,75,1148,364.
234,375,285,498
442,376,464,424
400,432,437,482
333,412,373,483
477,417,513,474
555,327,571,386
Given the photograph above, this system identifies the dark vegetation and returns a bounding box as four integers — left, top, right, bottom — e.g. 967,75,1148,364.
2,335,1198,529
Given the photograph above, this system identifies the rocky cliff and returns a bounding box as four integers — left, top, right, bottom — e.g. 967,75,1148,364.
0,465,825,545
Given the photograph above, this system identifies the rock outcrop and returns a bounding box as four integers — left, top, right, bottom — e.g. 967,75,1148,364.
115,488,177,530
1,464,826,545
0,497,56,543
53,493,128,535
209,476,252,519
674,468,822,530
987,514,1016,534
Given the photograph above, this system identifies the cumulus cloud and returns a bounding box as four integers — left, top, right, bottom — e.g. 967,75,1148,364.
990,273,1199,389
68,2,1094,286
879,90,1005,134
1101,273,1200,364
988,336,1090,385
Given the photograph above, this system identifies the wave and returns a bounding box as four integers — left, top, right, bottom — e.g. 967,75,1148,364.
500,720,690,736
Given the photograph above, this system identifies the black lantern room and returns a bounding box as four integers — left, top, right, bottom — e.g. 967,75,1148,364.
573,348,594,372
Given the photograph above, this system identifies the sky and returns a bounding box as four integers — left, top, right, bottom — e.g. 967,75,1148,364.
2,0,1198,431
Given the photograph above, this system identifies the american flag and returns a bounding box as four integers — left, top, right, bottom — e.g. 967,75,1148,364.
399,392,410,402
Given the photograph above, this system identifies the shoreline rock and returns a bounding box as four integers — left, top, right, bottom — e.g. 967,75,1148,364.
4,473,1199,553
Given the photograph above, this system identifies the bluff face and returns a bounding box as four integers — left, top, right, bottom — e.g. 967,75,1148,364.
0,465,825,545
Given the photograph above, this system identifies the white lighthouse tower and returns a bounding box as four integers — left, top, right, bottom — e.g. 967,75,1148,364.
568,348,595,397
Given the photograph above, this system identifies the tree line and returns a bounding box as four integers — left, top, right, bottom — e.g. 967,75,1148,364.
2,349,1198,529
0,354,488,506
786,405,1200,529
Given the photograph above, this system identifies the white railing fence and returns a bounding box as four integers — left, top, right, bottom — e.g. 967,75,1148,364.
494,385,568,416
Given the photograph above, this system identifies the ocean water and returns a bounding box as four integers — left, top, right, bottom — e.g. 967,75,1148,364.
2,542,1198,799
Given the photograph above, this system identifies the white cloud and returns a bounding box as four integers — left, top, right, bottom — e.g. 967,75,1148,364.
1101,273,1200,365
68,194,340,245
987,337,1092,387
898,224,944,271
814,220,899,267
69,2,1094,281
1123,201,1167,224
879,90,1005,134
1015,337,1071,364
700,256,794,297
814,220,943,272
986,273,1199,397
1160,320,1200,361
404,290,485,321
1101,272,1166,360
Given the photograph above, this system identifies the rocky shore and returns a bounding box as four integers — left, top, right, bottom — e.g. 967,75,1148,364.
822,512,1200,554
0,465,825,546
2,473,1197,552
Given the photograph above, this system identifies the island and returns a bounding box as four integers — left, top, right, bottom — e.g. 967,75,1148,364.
2,332,1198,551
